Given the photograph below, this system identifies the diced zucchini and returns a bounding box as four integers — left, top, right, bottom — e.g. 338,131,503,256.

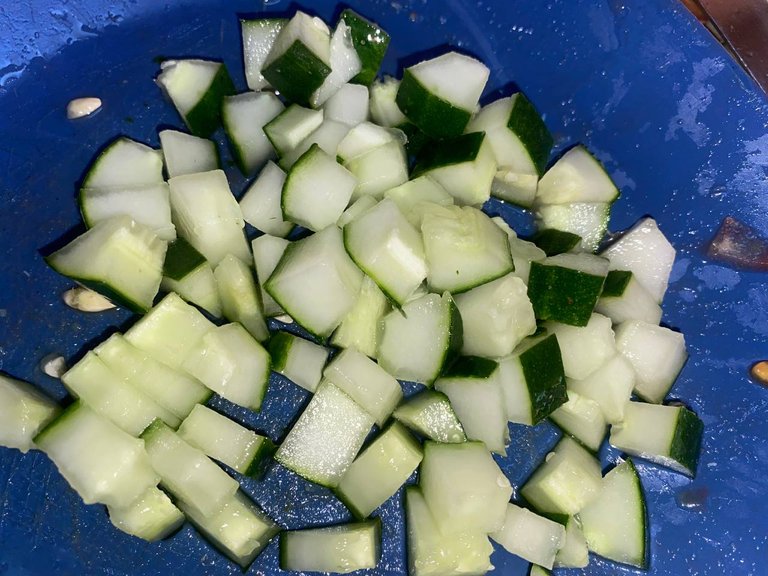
532,229,582,257
241,18,287,91
168,170,250,266
454,273,536,358
554,515,589,568
579,459,648,568
549,391,607,453
344,198,427,305
262,12,332,106
413,132,496,206
45,215,167,313
35,401,159,508
346,140,409,201
421,204,513,294
337,196,377,228
161,237,222,317
264,104,324,157
599,217,676,303
378,292,462,385
336,121,400,163
251,234,290,317
497,333,567,426
595,269,663,325
265,226,363,340
159,129,219,178
340,9,390,86
435,357,508,455
182,323,271,411
156,59,234,137
275,382,374,487
490,503,566,570
330,275,391,358
392,390,466,444
280,519,380,573
323,347,403,426
396,52,489,138
383,175,453,229
214,255,269,342
282,144,357,232
222,91,283,176
81,137,164,189
324,83,369,126
279,118,351,169
336,422,422,518
520,436,603,516
609,402,703,477
527,253,609,327
310,19,362,107
268,331,330,393
545,313,616,380
107,487,184,542
567,354,635,424
177,404,275,477
537,145,618,204
0,374,58,454
369,76,407,127
536,202,611,253
614,320,687,403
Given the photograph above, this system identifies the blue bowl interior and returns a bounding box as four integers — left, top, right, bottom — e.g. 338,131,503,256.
2,1,768,575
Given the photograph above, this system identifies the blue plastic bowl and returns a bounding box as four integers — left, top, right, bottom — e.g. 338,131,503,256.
1,1,767,574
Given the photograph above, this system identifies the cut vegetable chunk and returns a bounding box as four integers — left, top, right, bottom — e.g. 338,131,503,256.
323,347,403,426
168,169,250,265
520,436,603,516
435,357,508,455
383,175,453,229
497,333,568,426
490,503,566,570
337,196,377,228
324,83,369,126
275,382,374,487
369,76,406,127
378,292,462,385
268,331,330,393
279,118,351,169
554,515,589,568
310,18,362,107
346,140,409,201
251,234,290,317
264,104,324,157
107,487,184,542
179,490,279,569
579,459,648,568
341,9,390,86
0,374,58,453
157,59,234,137
421,204,513,294
537,145,618,205
239,162,293,238
82,137,164,190
336,422,422,518
214,254,269,342
280,519,380,573
241,18,287,90
330,275,390,358
610,402,703,476
545,314,616,380
392,390,466,444
344,198,427,305
282,144,357,231
614,320,687,403
262,12,332,106
396,52,489,138
35,401,159,508
45,215,167,313
454,273,536,358
222,91,283,175
141,419,239,518
536,202,610,253
595,269,663,325
265,226,363,339
177,404,275,477
159,129,219,178
527,253,609,327
549,391,607,453
567,354,635,424
182,323,271,411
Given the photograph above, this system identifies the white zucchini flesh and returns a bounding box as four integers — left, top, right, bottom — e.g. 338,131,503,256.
167,169,250,266
600,217,676,303
269,331,330,393
241,18,286,91
330,274,390,359
324,83,369,126
182,323,271,411
383,175,454,229
156,59,222,118
595,270,663,325
536,202,610,253
614,320,687,403
124,293,216,371
345,140,409,201
279,118,350,169
275,382,374,487
343,198,427,306
545,313,617,380
554,515,589,568
141,419,239,518
239,161,293,237
579,459,648,568
337,195,377,228
35,402,160,509
251,234,290,317
280,520,380,573
408,53,489,110
392,390,466,444
454,273,536,358
311,19,363,107
0,374,59,453
537,145,618,204
490,503,566,570
369,76,406,127
107,486,185,542
322,347,403,427
420,441,512,535
213,254,269,342
567,354,636,424
264,104,324,157
159,129,218,178
549,390,607,453
336,121,401,162
82,137,164,189
222,91,284,175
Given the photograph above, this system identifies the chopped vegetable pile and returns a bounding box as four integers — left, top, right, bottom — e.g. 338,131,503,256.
0,6,703,575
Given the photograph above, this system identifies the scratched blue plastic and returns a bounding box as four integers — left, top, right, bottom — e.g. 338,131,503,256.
1,1,767,575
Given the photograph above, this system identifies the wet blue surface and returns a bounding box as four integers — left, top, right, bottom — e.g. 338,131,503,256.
1,1,768,575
